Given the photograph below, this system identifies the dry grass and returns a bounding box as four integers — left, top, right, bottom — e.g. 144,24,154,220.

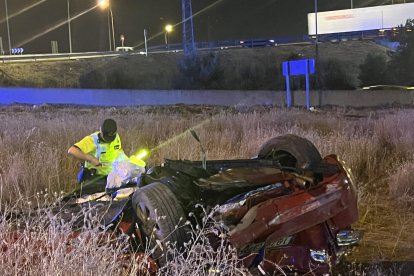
158,205,250,275
0,193,147,275
0,104,413,274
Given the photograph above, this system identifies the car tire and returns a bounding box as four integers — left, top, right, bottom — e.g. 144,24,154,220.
257,134,322,168
132,182,189,265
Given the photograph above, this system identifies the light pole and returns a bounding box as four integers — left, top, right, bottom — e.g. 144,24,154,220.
4,0,11,55
144,28,148,56
109,7,115,49
351,0,353,9
98,0,115,51
106,6,112,50
314,0,318,60
164,24,173,50
67,0,72,53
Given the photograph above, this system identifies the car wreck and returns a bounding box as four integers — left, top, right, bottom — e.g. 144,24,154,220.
3,134,362,275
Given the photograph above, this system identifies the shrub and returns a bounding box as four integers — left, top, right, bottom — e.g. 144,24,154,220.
388,19,414,86
316,58,358,90
41,77,59,88
79,69,106,88
174,52,223,89
359,53,390,87
232,62,283,90
0,69,17,86
106,70,136,89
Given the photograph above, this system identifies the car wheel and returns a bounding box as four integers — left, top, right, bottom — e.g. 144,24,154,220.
132,182,189,265
257,134,322,168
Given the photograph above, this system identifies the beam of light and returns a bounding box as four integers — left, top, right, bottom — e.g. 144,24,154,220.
147,116,213,156
134,149,150,160
133,0,226,49
0,0,47,24
14,4,100,48
124,118,213,165
129,155,146,167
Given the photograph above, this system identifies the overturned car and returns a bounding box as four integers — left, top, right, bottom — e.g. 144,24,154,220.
4,134,362,274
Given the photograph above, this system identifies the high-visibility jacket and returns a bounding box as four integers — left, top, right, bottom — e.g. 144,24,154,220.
74,131,124,175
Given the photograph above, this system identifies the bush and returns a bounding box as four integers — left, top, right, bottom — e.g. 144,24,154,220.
359,53,390,87
79,69,106,88
174,52,223,89
0,69,18,86
106,70,136,89
316,58,358,90
230,62,283,90
388,19,414,86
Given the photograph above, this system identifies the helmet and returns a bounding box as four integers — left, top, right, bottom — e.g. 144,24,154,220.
101,118,117,142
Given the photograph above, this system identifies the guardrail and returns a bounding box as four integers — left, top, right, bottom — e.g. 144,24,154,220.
1,88,413,108
0,51,122,63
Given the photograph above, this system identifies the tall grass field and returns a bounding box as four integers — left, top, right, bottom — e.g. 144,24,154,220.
0,105,413,275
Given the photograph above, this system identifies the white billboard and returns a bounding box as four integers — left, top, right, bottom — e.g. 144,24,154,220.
308,3,414,35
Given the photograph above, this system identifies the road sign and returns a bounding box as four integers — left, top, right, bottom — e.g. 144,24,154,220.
11,48,24,55
282,59,315,110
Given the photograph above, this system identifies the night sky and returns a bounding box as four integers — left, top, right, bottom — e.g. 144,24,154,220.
0,0,411,54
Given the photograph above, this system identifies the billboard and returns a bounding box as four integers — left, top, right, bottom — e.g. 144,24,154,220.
308,3,414,35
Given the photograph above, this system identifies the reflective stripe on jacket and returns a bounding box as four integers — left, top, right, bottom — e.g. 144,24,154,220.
84,132,123,175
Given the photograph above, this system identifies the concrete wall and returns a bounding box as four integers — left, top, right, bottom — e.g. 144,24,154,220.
1,87,414,108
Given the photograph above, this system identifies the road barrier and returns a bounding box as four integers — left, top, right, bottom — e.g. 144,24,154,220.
1,88,414,108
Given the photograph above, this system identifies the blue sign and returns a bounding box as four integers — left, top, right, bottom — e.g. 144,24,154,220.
11,48,24,55
281,58,315,110
282,59,315,76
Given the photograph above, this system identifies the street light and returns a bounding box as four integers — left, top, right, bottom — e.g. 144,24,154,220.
98,0,115,51
4,0,11,55
164,24,173,50
67,0,72,53
120,34,124,47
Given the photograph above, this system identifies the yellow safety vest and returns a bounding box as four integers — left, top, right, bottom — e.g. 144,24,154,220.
84,132,123,175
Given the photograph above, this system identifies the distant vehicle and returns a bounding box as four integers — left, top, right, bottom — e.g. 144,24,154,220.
362,85,414,90
239,39,277,48
115,46,134,52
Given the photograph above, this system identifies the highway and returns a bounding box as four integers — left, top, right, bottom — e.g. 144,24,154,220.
0,51,126,63
0,30,388,64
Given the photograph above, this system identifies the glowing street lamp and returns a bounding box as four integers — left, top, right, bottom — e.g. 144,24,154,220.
164,24,173,50
98,0,109,9
98,0,115,51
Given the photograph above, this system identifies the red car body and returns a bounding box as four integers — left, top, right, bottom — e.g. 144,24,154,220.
2,135,362,275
